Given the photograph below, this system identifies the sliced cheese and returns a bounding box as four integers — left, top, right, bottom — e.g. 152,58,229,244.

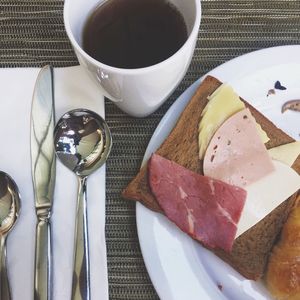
203,108,274,187
268,141,300,167
236,160,300,237
198,84,244,159
198,83,269,159
256,123,270,144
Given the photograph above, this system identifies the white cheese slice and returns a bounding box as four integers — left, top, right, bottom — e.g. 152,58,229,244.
236,160,300,238
268,141,300,167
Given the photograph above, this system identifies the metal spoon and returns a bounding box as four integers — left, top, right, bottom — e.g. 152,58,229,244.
0,171,21,300
53,108,112,300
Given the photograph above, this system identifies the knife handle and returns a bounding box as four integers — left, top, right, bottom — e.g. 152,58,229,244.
72,176,90,300
0,235,11,300
34,216,52,300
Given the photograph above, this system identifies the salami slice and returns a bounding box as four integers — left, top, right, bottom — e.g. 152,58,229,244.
149,154,247,252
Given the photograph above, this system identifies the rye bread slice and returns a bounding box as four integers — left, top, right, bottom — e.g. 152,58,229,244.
122,75,300,280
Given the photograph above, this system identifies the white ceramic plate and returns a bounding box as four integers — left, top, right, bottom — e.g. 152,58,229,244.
136,45,300,300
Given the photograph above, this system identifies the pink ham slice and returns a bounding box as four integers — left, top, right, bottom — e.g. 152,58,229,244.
149,154,247,252
203,108,275,187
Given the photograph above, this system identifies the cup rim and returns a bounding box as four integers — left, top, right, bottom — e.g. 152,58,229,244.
64,0,202,74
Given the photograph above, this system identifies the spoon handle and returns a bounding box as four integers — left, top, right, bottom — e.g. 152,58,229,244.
72,176,90,300
0,235,11,300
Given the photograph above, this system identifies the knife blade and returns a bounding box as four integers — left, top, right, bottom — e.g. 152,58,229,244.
30,65,56,300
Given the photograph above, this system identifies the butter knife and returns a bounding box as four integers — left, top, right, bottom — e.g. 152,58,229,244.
30,65,56,300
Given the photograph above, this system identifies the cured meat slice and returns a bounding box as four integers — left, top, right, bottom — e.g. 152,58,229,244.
203,108,275,187
149,154,247,252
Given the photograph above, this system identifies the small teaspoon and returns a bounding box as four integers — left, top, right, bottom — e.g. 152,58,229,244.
54,109,112,300
0,171,21,300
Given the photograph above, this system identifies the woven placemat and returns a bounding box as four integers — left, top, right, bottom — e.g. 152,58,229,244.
1,0,300,299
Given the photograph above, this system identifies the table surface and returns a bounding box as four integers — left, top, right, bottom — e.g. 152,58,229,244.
1,0,300,299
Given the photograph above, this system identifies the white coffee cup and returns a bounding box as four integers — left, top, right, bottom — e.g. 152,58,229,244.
64,0,201,117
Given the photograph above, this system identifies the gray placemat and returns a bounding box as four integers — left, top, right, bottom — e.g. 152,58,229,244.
1,0,300,299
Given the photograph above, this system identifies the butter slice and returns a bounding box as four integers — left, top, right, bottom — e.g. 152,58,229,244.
268,141,300,167
236,160,300,237
198,83,269,159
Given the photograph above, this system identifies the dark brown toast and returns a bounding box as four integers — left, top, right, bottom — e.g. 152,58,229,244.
122,75,300,280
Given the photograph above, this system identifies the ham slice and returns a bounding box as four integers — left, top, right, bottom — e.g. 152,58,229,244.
149,154,247,252
203,108,275,187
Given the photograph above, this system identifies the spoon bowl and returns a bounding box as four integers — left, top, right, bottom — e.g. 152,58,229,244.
54,108,112,177
54,108,112,299
0,171,21,300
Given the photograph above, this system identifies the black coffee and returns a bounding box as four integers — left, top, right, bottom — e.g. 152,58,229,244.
82,0,188,69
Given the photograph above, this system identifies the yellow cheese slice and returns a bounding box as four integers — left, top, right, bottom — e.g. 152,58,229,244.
268,141,300,167
198,83,269,159
256,123,270,144
236,160,300,237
